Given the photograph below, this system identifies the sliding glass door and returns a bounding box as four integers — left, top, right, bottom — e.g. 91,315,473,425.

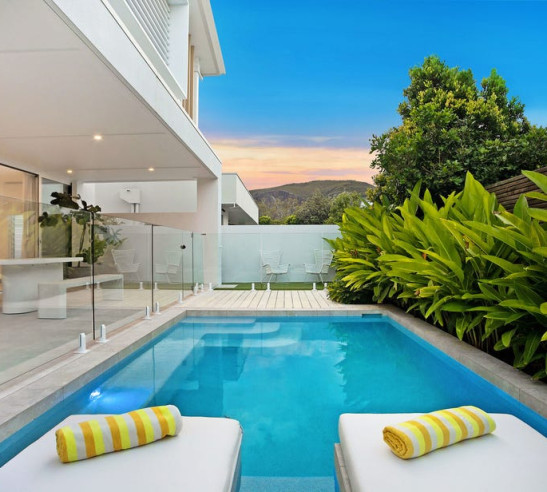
0,164,39,260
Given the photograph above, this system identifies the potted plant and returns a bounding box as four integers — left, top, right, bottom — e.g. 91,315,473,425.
39,192,124,276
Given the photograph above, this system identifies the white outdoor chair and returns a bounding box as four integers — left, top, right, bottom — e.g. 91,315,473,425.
111,249,140,282
155,251,182,284
305,249,333,283
260,250,289,283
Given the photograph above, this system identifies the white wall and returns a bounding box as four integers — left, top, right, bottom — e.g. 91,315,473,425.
221,224,341,283
79,180,197,213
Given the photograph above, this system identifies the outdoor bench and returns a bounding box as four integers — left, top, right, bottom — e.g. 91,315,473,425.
38,273,124,319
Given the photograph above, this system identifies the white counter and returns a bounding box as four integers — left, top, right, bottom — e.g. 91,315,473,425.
0,257,83,314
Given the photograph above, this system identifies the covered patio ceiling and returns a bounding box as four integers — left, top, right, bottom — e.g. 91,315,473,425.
0,0,219,185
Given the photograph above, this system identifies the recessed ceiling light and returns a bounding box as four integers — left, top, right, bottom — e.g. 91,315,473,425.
93,134,103,141
148,167,155,172
66,169,73,174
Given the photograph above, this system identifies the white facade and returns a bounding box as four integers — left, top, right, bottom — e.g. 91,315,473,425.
221,173,259,225
0,0,225,284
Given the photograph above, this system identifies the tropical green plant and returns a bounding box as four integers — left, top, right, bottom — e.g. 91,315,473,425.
369,55,547,204
327,279,374,304
330,172,547,380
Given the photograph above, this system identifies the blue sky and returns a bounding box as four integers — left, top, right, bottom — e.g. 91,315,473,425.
199,0,547,188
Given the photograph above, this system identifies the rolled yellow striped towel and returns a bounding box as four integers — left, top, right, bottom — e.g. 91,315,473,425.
55,405,183,463
382,406,496,459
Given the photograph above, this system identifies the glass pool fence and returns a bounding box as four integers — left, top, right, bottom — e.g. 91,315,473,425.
0,194,205,385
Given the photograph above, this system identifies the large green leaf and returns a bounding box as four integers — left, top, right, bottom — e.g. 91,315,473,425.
528,208,547,222
501,328,517,348
521,333,542,366
498,299,542,314
480,255,524,274
522,170,547,193
524,191,547,202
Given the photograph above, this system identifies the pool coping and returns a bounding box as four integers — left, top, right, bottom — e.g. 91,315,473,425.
0,303,546,445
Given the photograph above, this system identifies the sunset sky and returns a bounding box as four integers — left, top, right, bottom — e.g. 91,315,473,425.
200,0,547,190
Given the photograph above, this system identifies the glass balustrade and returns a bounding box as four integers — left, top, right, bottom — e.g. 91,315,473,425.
0,194,342,384
0,194,204,384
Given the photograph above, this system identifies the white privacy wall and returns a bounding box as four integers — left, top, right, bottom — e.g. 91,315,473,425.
221,225,341,283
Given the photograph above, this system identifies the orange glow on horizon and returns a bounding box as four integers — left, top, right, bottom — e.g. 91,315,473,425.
211,138,377,190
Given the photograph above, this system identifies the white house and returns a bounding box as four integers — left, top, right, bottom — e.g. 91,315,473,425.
0,0,244,285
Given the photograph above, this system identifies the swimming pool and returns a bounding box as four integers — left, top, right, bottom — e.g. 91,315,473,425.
2,315,546,478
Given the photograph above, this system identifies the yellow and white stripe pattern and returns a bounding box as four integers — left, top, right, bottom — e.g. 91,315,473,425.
382,406,496,459
55,405,183,463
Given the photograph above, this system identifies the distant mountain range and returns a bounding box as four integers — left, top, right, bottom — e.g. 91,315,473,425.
251,179,373,202
250,180,374,220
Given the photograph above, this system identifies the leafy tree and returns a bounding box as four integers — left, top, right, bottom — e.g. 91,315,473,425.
370,55,547,204
259,215,272,225
256,197,301,222
294,190,331,224
326,191,364,224
284,214,299,224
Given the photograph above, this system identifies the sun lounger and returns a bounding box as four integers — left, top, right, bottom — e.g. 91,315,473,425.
335,413,547,492
0,415,242,492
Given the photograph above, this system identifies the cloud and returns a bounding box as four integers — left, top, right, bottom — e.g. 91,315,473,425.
209,133,366,148
211,137,377,189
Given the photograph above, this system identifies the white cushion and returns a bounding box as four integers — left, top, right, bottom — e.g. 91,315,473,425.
0,415,242,492
339,413,547,492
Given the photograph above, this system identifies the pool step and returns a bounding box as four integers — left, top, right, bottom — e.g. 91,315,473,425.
240,476,334,492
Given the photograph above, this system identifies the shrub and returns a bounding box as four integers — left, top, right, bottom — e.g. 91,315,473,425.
284,214,299,224
329,172,547,380
327,279,374,304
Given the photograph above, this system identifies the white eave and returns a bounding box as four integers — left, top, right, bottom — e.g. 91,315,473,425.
0,0,222,185
189,0,225,76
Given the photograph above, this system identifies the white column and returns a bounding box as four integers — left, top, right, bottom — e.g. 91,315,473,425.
196,178,221,285
192,58,201,125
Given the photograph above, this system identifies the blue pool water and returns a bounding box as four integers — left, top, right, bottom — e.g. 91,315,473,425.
2,315,547,476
